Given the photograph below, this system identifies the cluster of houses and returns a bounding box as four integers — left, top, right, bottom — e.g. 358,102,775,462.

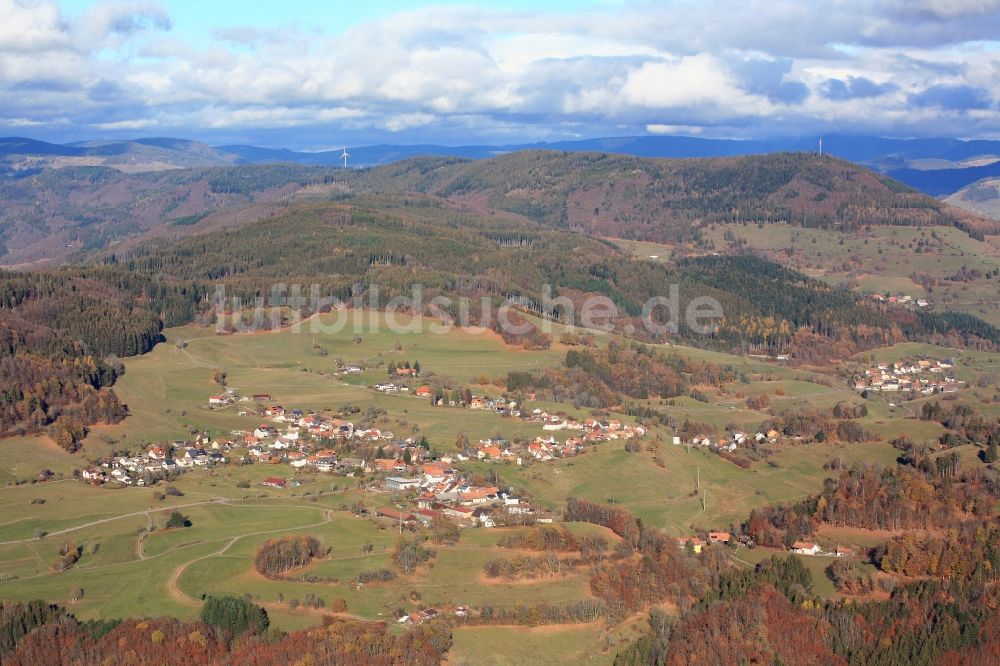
468,416,646,464
92,385,647,532
869,293,931,308
397,607,441,626
373,386,526,420
676,532,854,558
680,429,783,453
241,413,424,472
677,531,738,553
80,435,226,486
206,389,279,408
233,390,649,466
466,396,519,416
853,358,962,394
373,460,536,530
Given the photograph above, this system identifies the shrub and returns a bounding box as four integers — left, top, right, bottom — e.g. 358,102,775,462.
200,595,269,638
357,569,397,584
254,535,323,578
165,511,191,529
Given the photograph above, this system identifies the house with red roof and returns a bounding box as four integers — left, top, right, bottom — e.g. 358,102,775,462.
791,541,820,555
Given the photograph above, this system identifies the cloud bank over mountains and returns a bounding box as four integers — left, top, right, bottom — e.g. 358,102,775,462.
2,0,1000,147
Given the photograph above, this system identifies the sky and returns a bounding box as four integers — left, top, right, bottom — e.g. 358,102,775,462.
2,0,1000,148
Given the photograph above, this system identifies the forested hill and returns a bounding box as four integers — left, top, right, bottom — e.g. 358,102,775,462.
3,150,995,268
2,195,998,448
112,197,1000,358
0,164,337,268
0,268,205,446
347,151,996,242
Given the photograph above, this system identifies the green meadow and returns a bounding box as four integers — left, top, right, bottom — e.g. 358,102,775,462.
0,309,993,651
469,438,898,534
702,223,1000,325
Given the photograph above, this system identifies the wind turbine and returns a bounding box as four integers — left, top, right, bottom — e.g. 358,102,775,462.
341,146,350,169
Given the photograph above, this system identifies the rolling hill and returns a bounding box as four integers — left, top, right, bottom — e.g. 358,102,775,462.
4,150,994,268
0,164,337,267
4,190,998,443
945,177,1000,219
7,133,1000,173
344,151,995,243
0,137,238,177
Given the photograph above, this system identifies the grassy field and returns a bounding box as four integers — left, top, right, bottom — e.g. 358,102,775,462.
736,548,838,597
468,438,898,534
80,311,571,452
702,223,1000,325
448,624,617,665
64,308,838,459
607,238,675,263
1,310,995,656
0,437,89,485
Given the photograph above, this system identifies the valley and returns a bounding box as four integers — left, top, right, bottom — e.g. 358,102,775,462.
1,149,999,665
2,305,998,662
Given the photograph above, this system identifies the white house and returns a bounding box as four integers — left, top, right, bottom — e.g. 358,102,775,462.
791,541,821,555
385,477,422,491
81,468,106,482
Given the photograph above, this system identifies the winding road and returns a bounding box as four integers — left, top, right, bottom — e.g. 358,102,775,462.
0,498,229,546
162,508,374,621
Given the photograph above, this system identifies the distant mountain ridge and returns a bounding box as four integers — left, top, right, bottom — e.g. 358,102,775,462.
226,134,1000,180
5,134,1000,197
887,161,1000,197
1,148,993,268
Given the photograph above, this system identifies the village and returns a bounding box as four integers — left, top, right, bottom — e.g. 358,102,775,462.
78,387,646,532
80,386,863,567
678,429,785,454
852,357,963,395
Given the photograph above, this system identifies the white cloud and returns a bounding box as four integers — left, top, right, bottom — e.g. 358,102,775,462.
900,0,1000,19
95,117,158,130
622,55,748,109
383,112,436,132
646,123,703,134
1,0,999,143
0,0,69,52
73,1,171,47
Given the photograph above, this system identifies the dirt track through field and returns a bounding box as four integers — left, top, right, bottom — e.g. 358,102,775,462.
165,508,333,607
163,508,376,622
0,498,229,545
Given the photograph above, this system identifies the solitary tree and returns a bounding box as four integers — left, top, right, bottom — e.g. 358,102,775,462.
165,511,191,529
986,441,999,464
